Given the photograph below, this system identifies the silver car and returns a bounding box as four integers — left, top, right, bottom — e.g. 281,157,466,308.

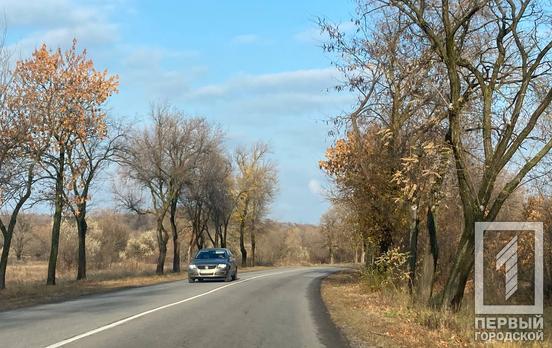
187,248,238,283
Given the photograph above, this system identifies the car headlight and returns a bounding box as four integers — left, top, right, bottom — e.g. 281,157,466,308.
217,264,227,269
188,264,197,269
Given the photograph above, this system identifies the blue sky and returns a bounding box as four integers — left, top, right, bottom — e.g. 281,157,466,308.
1,0,357,224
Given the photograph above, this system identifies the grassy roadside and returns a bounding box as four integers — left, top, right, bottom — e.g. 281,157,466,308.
321,269,552,348
0,264,275,312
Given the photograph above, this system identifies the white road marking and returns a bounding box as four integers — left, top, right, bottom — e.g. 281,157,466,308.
44,269,300,348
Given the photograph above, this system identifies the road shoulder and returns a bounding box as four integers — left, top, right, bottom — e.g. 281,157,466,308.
321,269,468,347
308,269,351,348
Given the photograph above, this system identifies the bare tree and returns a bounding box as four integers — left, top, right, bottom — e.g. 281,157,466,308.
247,170,277,267
320,209,338,264
205,157,234,248
234,143,278,267
166,117,218,272
118,107,177,274
181,146,229,262
12,213,33,260
65,120,125,280
0,162,34,289
118,104,217,273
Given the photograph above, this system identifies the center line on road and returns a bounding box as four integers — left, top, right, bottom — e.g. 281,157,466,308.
44,269,300,348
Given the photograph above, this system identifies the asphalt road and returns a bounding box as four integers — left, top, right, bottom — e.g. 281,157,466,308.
0,267,349,348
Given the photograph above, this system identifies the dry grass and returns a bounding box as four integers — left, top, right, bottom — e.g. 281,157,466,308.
0,260,275,312
322,269,552,348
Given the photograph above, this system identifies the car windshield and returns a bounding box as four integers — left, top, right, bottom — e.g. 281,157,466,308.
195,250,227,260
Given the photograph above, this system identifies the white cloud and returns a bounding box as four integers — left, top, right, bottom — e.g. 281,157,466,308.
2,1,204,103
294,27,322,44
183,68,353,119
118,45,205,100
308,179,324,196
0,0,101,28
120,68,190,101
230,34,261,45
2,0,121,55
187,68,341,100
121,46,200,70
10,23,118,54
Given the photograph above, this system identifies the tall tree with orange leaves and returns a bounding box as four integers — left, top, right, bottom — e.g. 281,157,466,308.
11,40,118,285
0,31,41,290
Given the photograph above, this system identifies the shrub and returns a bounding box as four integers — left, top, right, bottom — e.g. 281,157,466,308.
123,230,157,261
58,220,78,271
92,217,130,268
361,247,410,291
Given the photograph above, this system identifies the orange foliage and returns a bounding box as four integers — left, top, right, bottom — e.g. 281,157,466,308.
8,39,119,152
320,128,405,253
319,137,357,176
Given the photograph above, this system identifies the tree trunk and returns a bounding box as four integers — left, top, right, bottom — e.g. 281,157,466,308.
204,225,216,247
47,157,65,286
47,196,62,285
239,228,247,268
187,225,198,264
440,210,478,310
196,229,205,250
169,199,180,273
0,232,12,289
220,234,226,248
362,231,371,268
187,238,194,264
155,218,168,275
379,226,393,256
0,166,34,289
419,205,440,303
360,241,366,265
157,243,167,275
76,212,88,280
426,205,439,298
172,234,180,272
239,199,249,267
408,206,420,292
250,224,256,267
221,218,230,248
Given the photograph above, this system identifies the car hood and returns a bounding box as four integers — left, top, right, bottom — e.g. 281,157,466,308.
191,259,228,265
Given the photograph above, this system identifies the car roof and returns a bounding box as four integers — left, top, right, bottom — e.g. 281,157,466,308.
198,248,229,252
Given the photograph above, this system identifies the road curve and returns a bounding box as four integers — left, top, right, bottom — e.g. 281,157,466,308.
0,267,349,348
